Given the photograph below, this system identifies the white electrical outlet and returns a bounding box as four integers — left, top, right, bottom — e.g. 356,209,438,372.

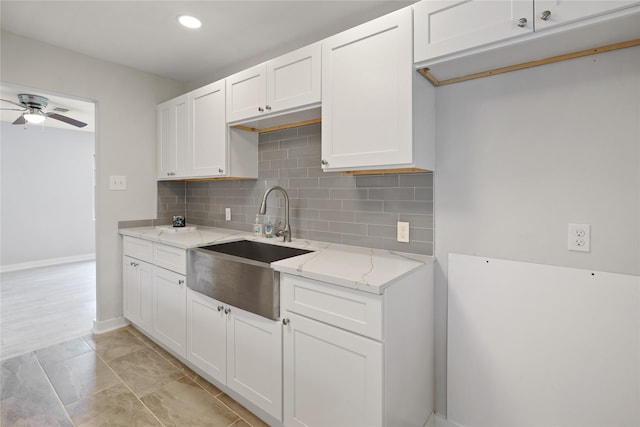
397,221,410,243
109,175,126,191
225,208,231,221
568,223,590,252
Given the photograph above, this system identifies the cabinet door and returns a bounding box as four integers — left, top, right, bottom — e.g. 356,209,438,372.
189,81,227,177
157,95,188,179
153,267,187,357
534,0,639,31
413,0,533,62
226,64,267,123
123,256,153,334
283,313,383,427
186,290,227,384
267,42,321,113
321,7,414,171
227,306,282,420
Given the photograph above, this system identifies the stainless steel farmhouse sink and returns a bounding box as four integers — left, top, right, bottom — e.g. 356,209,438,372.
188,240,313,320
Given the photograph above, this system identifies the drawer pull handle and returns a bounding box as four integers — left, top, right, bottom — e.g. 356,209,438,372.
282,318,290,325
540,10,551,21
517,17,527,28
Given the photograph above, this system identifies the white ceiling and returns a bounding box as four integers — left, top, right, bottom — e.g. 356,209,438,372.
1,0,416,83
1,1,415,132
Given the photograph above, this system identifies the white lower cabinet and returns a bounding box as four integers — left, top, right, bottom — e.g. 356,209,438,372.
186,290,227,384
281,268,434,427
123,255,153,334
186,289,282,420
283,312,383,427
153,266,187,358
122,236,187,358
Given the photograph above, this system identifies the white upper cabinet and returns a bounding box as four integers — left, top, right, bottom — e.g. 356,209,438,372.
189,81,227,177
226,64,267,123
157,80,258,180
414,0,533,62
533,0,639,31
321,7,435,172
226,42,321,124
157,95,188,179
266,42,321,114
414,0,640,76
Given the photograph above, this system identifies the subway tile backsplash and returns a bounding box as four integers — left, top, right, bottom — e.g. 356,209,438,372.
157,123,434,255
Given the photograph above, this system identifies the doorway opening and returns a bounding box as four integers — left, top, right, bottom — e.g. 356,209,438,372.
0,83,97,360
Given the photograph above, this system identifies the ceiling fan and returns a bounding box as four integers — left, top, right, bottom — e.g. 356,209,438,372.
0,93,87,128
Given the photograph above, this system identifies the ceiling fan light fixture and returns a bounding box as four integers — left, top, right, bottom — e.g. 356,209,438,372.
178,15,202,29
23,109,46,124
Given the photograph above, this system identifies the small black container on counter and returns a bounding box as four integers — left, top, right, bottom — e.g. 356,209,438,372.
172,215,186,227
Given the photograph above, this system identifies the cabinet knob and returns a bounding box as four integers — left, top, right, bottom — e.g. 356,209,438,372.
258,107,264,112
178,279,185,285
218,168,223,173
282,318,290,325
224,308,231,315
217,305,224,312
517,17,528,27
130,262,138,267
321,159,328,166
539,10,551,21
265,105,272,111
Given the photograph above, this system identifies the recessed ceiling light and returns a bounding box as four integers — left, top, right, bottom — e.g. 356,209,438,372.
178,15,202,29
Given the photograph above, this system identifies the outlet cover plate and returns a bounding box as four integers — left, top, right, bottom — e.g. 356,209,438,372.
568,223,590,252
397,221,410,243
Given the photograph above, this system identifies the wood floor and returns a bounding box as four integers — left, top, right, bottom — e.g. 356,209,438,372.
0,260,96,360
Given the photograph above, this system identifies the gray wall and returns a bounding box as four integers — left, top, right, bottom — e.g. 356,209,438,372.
1,31,185,328
158,123,434,255
1,122,95,267
433,46,640,416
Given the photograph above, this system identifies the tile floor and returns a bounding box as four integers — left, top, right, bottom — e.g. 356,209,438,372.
0,326,268,427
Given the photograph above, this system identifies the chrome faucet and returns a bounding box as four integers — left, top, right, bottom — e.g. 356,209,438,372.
258,186,291,242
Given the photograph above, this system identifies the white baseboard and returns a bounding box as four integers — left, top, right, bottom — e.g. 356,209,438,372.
92,317,129,334
435,414,462,427
0,254,96,273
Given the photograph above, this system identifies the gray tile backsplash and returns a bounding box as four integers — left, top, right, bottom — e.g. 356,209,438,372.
157,123,434,255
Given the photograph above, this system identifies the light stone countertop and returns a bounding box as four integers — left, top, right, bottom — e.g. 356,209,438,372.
119,225,433,294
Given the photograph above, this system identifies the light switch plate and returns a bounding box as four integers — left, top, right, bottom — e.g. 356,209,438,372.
225,208,231,221
109,175,126,191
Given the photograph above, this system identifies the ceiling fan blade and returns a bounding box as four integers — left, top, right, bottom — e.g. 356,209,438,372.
12,115,26,125
0,107,27,111
47,112,88,128
0,98,26,108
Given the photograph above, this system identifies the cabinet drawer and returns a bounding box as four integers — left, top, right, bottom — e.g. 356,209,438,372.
281,274,383,340
123,236,153,263
153,243,187,275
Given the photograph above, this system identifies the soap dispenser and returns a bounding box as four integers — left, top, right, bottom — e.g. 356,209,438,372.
252,215,263,236
264,216,274,238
